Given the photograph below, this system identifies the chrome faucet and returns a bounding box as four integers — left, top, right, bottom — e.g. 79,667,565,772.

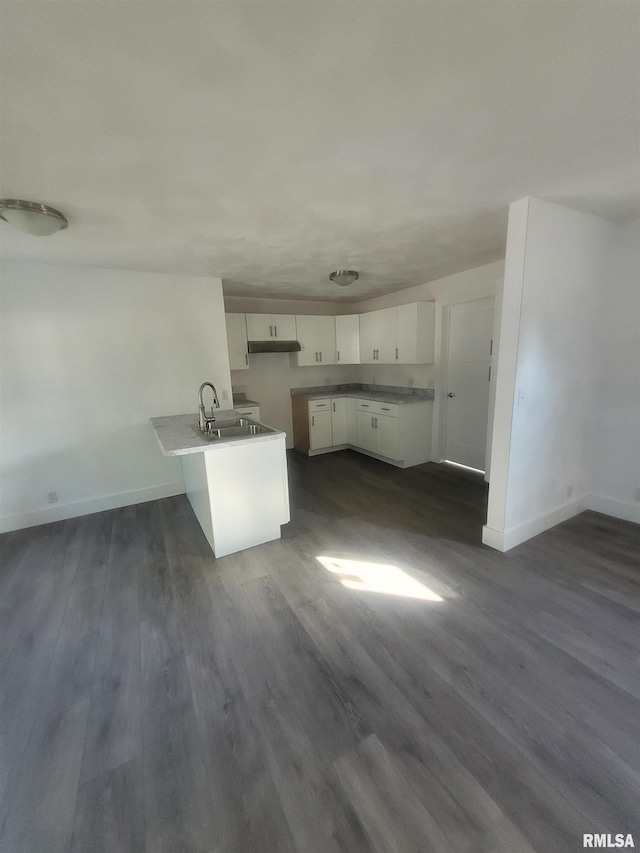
198,382,220,433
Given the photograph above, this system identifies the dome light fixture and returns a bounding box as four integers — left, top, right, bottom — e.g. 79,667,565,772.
329,269,359,287
0,199,69,236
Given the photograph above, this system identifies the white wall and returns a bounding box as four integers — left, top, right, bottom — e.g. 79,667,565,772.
226,261,503,451
0,262,231,532
591,217,640,522
484,198,617,551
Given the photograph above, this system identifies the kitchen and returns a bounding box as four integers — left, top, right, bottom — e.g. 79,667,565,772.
1,2,638,852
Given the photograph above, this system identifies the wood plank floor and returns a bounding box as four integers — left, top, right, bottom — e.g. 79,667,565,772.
1,449,639,852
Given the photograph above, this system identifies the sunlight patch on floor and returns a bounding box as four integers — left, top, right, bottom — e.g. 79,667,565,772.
316,555,444,601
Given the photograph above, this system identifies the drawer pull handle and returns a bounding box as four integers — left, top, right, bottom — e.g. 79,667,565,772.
382,407,390,411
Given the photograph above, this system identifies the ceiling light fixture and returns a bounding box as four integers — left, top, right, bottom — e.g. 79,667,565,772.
329,270,359,287
0,199,69,236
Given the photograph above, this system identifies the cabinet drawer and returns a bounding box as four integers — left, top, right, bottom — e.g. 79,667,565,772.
308,399,331,413
235,406,260,420
355,399,399,417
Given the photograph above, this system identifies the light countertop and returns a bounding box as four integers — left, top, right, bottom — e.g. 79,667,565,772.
291,384,434,405
150,410,285,456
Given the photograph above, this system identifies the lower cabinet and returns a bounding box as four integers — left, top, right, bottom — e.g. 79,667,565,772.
235,405,261,420
293,395,432,468
309,409,333,450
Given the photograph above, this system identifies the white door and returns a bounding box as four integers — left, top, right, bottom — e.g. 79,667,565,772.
444,298,495,471
271,314,297,340
359,312,378,363
331,398,347,445
335,315,360,364
309,410,333,450
376,414,399,459
356,411,377,451
246,314,273,340
376,307,397,363
225,314,249,370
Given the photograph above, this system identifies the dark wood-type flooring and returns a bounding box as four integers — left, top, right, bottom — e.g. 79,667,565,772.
1,450,639,852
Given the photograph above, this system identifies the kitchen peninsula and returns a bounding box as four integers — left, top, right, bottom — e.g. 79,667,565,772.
151,410,289,557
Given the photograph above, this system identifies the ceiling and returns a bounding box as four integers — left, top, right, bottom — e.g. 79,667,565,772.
1,2,638,302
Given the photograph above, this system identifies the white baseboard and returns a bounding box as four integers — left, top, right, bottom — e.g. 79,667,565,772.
481,525,505,550
0,481,185,534
585,493,640,525
482,496,587,553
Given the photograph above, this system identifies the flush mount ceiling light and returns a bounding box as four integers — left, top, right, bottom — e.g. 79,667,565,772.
329,270,359,287
0,199,69,236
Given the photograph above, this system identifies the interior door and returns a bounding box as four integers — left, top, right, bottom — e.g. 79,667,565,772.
444,298,495,471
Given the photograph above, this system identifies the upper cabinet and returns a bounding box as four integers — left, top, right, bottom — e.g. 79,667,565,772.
228,301,435,369
335,314,360,364
396,302,436,364
246,313,297,341
225,313,249,370
359,307,397,364
295,315,336,366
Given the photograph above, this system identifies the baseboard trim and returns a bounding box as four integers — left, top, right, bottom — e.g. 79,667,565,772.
0,481,186,534
482,496,587,553
481,525,505,550
585,494,640,525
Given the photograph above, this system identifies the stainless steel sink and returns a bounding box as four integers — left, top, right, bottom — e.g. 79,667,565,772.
192,418,275,441
210,424,273,438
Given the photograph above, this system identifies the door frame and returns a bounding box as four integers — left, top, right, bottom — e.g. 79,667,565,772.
432,292,499,481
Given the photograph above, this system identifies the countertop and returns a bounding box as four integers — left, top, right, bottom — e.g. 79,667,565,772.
291,383,434,405
150,410,284,456
232,395,260,408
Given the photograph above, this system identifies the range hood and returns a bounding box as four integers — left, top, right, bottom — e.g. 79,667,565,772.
247,340,301,354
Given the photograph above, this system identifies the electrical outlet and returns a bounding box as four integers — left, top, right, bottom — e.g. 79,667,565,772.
47,491,58,504
566,485,573,499
221,389,229,401
517,388,526,407
324,376,330,385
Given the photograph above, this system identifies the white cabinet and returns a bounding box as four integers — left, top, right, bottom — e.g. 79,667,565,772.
359,307,397,363
335,315,360,364
377,413,399,458
309,405,333,450
246,313,296,341
356,409,378,452
355,401,398,456
359,303,435,364
295,315,336,366
293,394,432,467
396,303,436,364
225,314,249,371
235,405,260,420
331,398,347,445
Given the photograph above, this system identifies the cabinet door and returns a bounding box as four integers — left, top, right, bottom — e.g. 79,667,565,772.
376,414,399,459
396,303,435,364
296,315,336,365
359,312,378,363
246,314,274,340
316,316,336,364
225,314,249,371
376,307,397,363
331,398,347,445
346,398,358,445
296,315,321,366
309,410,333,450
335,315,360,364
356,410,377,451
272,314,297,340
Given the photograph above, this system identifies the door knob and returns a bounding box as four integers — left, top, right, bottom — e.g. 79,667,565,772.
447,392,455,397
